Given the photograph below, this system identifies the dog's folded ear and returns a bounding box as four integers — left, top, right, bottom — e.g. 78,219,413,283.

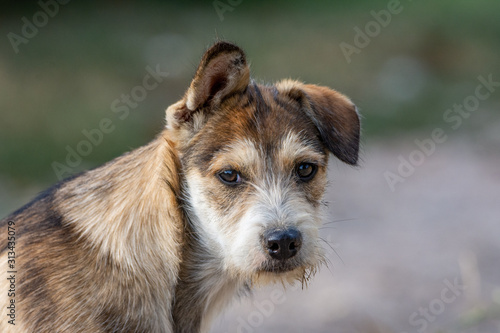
302,84,360,165
277,81,360,165
166,41,250,142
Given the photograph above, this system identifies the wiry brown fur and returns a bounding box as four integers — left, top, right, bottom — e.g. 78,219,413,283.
0,136,184,332
0,41,360,332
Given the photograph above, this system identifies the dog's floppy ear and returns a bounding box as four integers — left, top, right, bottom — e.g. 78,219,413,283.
302,84,360,165
166,41,250,143
278,81,360,165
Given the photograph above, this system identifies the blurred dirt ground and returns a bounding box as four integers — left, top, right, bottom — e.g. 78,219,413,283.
211,138,500,333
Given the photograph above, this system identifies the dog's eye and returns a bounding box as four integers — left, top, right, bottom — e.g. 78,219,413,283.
218,169,242,185
296,162,318,181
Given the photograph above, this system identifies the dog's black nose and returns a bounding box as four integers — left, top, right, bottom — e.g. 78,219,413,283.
264,228,302,260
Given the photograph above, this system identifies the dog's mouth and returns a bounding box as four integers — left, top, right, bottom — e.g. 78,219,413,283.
252,252,320,286
258,259,301,274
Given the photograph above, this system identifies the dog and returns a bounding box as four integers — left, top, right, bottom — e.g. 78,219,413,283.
0,41,360,332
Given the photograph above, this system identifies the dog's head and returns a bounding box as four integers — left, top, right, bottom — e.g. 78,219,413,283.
166,42,360,284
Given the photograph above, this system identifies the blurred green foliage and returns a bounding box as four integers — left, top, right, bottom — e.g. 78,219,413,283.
1,0,499,185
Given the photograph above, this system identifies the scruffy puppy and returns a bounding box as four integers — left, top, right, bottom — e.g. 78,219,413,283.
0,41,360,333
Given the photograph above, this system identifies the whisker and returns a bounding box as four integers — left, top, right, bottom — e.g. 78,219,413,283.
322,217,360,226
319,226,340,230
320,237,345,266
322,256,335,278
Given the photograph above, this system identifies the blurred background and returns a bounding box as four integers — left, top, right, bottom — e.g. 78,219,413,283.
1,0,499,332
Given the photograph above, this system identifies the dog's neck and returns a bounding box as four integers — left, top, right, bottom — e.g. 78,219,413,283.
172,212,249,332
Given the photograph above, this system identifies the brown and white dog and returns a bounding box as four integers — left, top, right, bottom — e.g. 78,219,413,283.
0,41,360,332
